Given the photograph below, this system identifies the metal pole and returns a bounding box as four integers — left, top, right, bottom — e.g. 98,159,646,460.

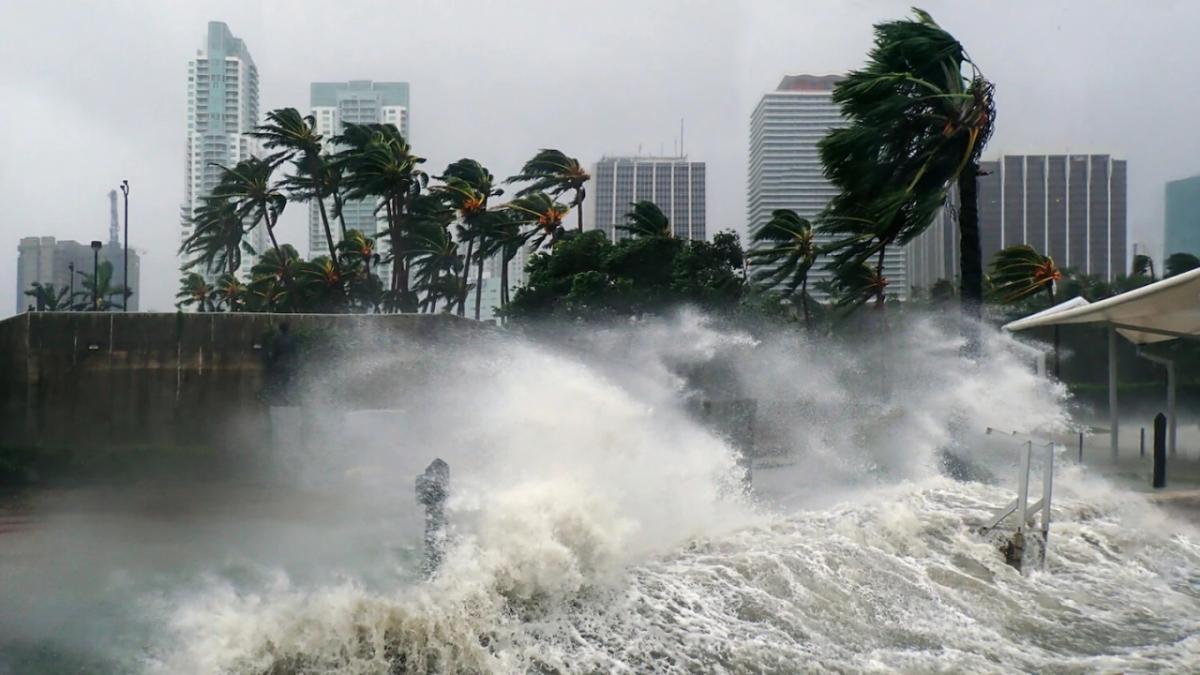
1153,413,1167,489
1140,427,1146,458
1109,326,1119,459
1167,360,1177,457
1078,431,1083,463
1017,441,1032,534
120,180,129,311
90,241,101,311
68,262,75,306
1040,442,1054,567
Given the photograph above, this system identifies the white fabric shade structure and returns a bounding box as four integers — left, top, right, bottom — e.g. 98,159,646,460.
1004,266,1200,457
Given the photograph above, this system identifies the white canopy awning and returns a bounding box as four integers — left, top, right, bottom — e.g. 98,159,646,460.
1003,267,1200,344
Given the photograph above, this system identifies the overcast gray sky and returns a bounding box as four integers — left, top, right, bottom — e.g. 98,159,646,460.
2,0,1198,315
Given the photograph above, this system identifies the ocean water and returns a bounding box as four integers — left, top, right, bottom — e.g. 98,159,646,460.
2,314,1198,673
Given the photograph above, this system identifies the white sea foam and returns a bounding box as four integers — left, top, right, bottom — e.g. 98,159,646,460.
146,313,1200,674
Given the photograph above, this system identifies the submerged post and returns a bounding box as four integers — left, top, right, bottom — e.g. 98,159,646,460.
1140,427,1146,458
416,458,450,576
1153,414,1167,489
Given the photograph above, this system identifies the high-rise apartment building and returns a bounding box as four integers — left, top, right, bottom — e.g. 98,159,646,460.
590,156,706,241
978,154,1127,280
1165,175,1200,259
747,75,909,299
180,21,263,279
309,81,410,256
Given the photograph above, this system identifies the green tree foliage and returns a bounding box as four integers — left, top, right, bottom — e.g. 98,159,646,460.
23,282,70,311
505,230,747,322
618,201,672,239
507,149,590,232
74,261,128,311
989,245,1061,304
1165,252,1200,278
748,209,818,327
176,273,216,312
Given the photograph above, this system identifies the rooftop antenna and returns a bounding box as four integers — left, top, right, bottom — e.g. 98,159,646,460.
108,189,119,244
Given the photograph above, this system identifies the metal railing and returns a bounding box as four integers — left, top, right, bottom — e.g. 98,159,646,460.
982,428,1056,570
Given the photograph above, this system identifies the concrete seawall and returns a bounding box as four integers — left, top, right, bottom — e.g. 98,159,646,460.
0,312,479,457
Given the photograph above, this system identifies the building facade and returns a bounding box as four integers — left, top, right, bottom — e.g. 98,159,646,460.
309,81,410,256
180,21,263,279
1165,175,1200,259
978,154,1127,280
590,156,706,241
16,237,140,313
747,75,909,299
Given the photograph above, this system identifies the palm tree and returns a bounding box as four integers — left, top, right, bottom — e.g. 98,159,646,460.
504,192,570,250
819,8,995,319
408,219,464,313
334,123,427,311
211,157,287,259
24,282,70,311
480,211,534,315
990,244,1062,376
181,196,249,276
617,201,672,239
214,273,247,311
73,261,127,311
436,159,505,318
250,108,347,282
507,149,590,232
249,244,304,312
297,257,344,313
1165,252,1200,278
176,273,217,312
337,229,382,311
747,209,818,327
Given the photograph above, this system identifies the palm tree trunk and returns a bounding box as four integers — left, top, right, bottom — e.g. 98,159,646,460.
576,190,584,232
801,277,811,330
958,165,983,319
263,208,284,259
875,246,888,306
474,253,485,320
459,240,475,317
501,254,510,309
333,192,349,239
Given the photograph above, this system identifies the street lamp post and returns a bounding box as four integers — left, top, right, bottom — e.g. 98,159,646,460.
120,180,130,311
90,240,102,311
68,262,76,307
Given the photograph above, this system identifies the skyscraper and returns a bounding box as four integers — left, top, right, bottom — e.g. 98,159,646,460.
180,21,263,279
978,154,1127,280
309,80,410,256
590,156,707,241
1165,174,1200,259
747,75,909,299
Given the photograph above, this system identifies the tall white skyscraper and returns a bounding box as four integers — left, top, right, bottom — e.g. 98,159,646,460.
309,81,410,256
590,156,707,241
180,21,263,279
747,75,909,299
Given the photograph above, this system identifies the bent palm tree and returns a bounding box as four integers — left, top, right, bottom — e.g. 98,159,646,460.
1131,253,1155,279
212,157,287,259
1165,252,1200,278
176,273,216,312
181,196,249,276
214,273,247,311
437,159,505,318
819,8,995,318
747,209,818,327
618,201,671,239
504,193,569,250
251,108,346,282
24,282,70,311
73,261,128,311
990,244,1063,376
507,149,589,232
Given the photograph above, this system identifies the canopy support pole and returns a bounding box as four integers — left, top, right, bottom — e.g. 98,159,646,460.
1137,349,1177,457
1109,326,1119,459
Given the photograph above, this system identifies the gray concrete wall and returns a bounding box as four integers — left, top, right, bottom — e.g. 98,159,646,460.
0,312,479,455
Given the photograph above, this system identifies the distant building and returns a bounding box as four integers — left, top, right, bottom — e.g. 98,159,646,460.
590,156,706,241
16,237,139,313
747,75,909,299
1165,175,1200,259
906,189,960,293
978,154,1127,280
309,80,410,257
180,21,264,279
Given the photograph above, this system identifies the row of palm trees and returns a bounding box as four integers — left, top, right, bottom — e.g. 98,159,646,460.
746,9,996,328
179,106,592,318
24,261,129,312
